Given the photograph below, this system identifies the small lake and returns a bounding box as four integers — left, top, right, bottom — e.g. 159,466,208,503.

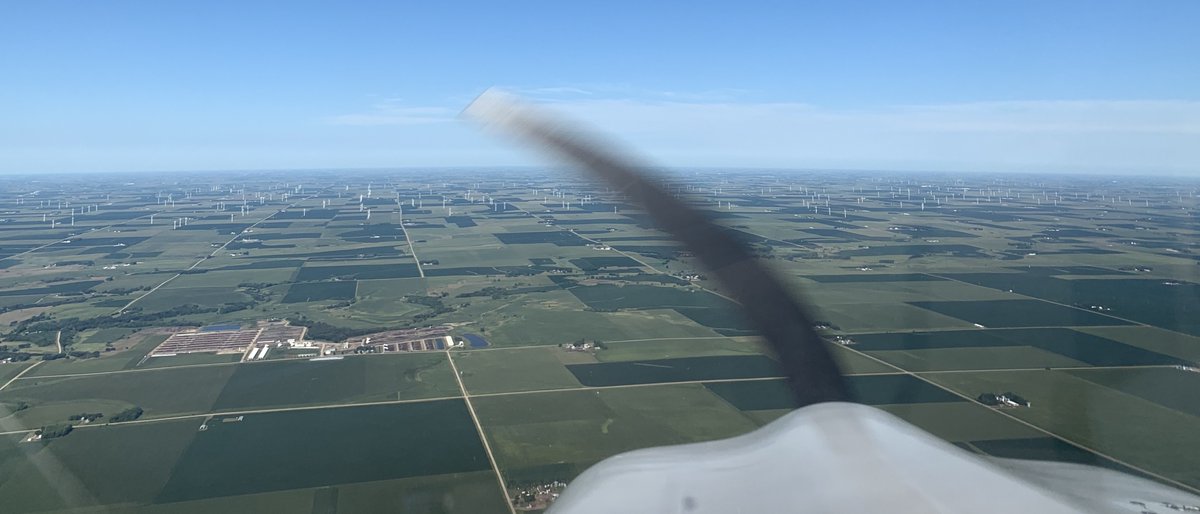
462,334,490,348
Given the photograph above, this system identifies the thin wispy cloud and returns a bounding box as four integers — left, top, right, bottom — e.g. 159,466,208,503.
326,99,455,126
327,93,1200,173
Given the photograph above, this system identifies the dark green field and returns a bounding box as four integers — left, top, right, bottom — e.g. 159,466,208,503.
852,328,1187,366
908,299,1132,328
295,263,420,281
704,375,963,410
157,401,491,502
282,280,357,303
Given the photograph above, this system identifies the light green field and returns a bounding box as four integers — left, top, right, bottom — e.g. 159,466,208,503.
922,369,1200,488
454,347,583,394
817,302,978,332
1075,325,1200,363
595,336,765,362
355,277,426,298
138,352,242,368
136,286,253,312
161,269,297,289
0,419,199,512
875,402,1045,442
473,383,758,484
0,361,33,385
484,308,723,347
0,365,237,429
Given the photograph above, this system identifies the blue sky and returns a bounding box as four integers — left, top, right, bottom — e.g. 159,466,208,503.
2,1,1197,174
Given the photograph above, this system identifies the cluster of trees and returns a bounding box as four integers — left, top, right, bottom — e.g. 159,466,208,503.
286,317,397,342
100,286,153,295
237,282,277,302
0,349,33,361
12,304,218,339
218,301,258,314
38,424,73,439
41,350,103,361
457,286,512,300
404,295,454,323
0,297,82,317
110,406,144,423
68,413,103,422
4,401,31,412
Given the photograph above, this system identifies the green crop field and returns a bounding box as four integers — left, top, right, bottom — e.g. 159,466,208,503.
908,299,1133,328
281,280,357,303
211,353,460,411
923,369,1200,489
454,348,584,394
0,365,237,429
473,384,758,484
567,355,785,386
1,170,1198,511
158,401,491,502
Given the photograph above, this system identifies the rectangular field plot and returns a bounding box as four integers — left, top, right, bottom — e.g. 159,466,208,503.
295,263,420,281
595,336,767,363
804,273,944,283
1067,367,1200,417
908,299,1131,328
704,374,962,411
137,286,255,312
211,353,459,411
968,437,1146,476
567,355,784,386
566,284,755,334
281,280,357,303
569,256,643,271
815,302,977,332
868,347,1087,371
494,231,586,245
454,348,584,394
157,401,491,502
473,384,758,485
0,420,200,512
942,274,1200,336
0,365,237,429
852,328,1185,368
923,369,1200,489
1075,326,1200,363
483,308,724,347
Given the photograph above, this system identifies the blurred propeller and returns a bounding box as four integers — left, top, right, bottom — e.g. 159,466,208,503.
464,90,850,406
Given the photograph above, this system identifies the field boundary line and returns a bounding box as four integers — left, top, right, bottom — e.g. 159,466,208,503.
398,214,425,278
834,342,1200,495
446,350,517,514
0,361,41,392
0,394,464,436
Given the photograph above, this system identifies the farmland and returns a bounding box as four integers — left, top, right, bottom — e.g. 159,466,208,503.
0,169,1198,512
